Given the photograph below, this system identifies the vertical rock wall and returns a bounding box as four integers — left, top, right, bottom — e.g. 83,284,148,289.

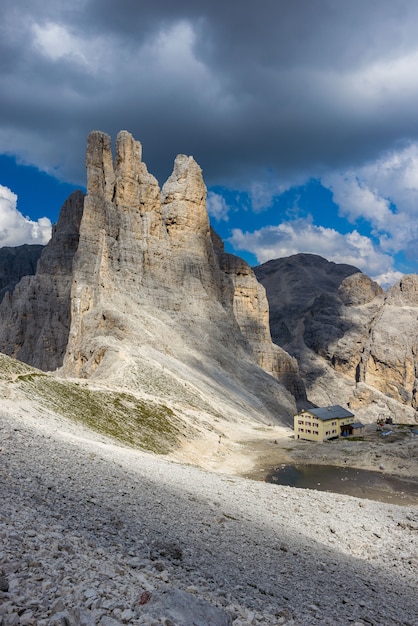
64,130,293,391
0,190,84,371
362,275,418,409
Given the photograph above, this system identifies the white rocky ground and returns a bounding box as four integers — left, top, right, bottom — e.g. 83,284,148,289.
1,403,417,626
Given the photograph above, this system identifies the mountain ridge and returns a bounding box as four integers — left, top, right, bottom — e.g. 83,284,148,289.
0,132,417,428
255,254,418,423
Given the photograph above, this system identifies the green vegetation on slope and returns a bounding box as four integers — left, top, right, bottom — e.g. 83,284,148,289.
0,353,37,379
0,354,187,454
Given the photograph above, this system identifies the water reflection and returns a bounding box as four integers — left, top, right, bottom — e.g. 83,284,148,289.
266,464,418,505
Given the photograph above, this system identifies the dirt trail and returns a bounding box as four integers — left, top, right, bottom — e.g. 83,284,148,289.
179,422,418,483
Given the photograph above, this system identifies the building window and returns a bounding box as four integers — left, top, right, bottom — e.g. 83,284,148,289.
299,428,304,432
332,421,337,426
298,420,304,425
326,431,330,436
305,421,311,427
306,429,311,434
332,429,337,434
313,430,319,435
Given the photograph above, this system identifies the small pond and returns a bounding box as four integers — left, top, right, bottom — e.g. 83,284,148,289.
266,464,418,505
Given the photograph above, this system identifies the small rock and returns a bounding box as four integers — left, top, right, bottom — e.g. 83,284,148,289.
50,599,66,616
100,618,123,626
0,574,9,592
80,609,97,626
120,608,135,622
50,612,72,626
21,612,36,625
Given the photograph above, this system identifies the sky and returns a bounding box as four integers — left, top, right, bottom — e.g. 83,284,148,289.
1,1,418,288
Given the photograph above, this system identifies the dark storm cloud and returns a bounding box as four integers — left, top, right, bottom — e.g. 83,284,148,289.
2,0,418,186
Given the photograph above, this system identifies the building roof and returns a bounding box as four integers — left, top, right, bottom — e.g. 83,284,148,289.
304,405,354,421
350,422,364,429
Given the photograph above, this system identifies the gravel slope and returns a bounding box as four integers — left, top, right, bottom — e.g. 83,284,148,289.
1,408,417,626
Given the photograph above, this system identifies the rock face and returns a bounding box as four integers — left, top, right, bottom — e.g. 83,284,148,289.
255,254,418,423
361,275,418,410
0,131,296,424
0,244,43,301
2,134,417,427
0,191,84,371
64,130,297,422
212,234,306,404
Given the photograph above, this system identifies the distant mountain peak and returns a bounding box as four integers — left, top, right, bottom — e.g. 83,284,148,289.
255,253,418,423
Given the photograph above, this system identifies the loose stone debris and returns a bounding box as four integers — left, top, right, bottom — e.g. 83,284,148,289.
0,409,417,625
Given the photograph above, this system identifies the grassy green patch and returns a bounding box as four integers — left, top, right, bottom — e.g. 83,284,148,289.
17,375,185,454
0,353,42,380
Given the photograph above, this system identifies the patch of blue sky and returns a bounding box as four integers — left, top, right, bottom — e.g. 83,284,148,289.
0,155,82,224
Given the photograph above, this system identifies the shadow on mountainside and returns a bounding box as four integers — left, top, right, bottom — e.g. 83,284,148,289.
0,191,84,371
185,349,296,427
254,254,383,393
0,244,44,302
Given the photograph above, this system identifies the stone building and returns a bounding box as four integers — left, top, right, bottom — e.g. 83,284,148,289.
294,405,358,441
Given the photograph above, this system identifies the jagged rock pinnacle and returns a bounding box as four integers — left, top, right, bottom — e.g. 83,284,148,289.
0,130,298,423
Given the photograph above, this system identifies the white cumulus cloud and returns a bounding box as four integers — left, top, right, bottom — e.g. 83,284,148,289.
229,218,401,288
0,185,52,246
322,143,418,259
206,191,230,221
